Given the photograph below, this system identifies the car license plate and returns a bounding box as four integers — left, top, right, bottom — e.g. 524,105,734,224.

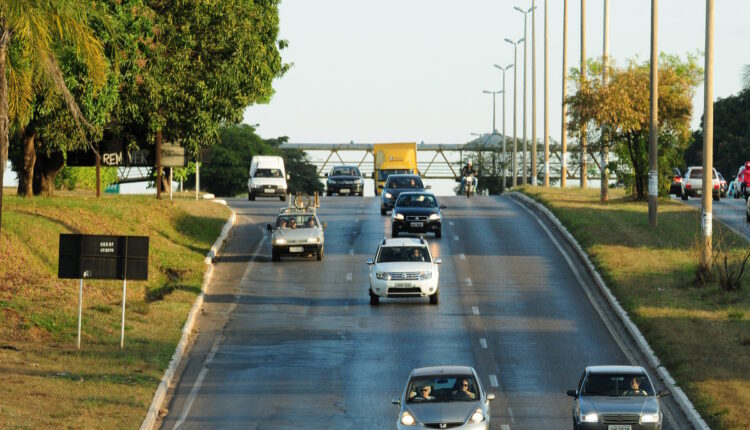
340,188,350,193
264,188,274,193
410,222,424,227
395,283,413,288
289,246,303,253
608,425,631,430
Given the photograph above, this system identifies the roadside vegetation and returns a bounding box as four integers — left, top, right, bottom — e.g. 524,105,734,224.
0,191,230,429
520,187,750,430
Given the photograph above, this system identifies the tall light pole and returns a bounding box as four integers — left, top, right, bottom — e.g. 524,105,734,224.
648,0,658,225
580,0,587,189
483,90,502,133
561,0,568,188
495,64,514,193
543,0,550,187
515,6,533,185
531,0,538,185
601,0,610,201
505,38,524,187
701,0,715,268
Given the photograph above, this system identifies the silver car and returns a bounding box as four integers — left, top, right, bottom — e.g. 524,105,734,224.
266,207,326,261
393,366,495,429
567,365,670,430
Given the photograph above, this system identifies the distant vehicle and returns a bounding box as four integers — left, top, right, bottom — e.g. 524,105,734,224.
718,172,728,198
367,237,441,305
393,365,495,430
391,192,445,238
567,365,670,430
248,155,288,201
266,205,326,261
373,142,418,196
381,174,429,215
680,166,720,201
325,165,364,196
669,168,682,196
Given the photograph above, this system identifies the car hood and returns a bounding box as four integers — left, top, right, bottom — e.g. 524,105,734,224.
373,262,434,272
384,188,425,198
328,175,361,181
406,401,478,424
580,396,659,415
272,228,323,242
394,207,440,217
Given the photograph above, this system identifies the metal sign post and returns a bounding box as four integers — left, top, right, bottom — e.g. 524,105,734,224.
77,278,83,349
121,237,128,349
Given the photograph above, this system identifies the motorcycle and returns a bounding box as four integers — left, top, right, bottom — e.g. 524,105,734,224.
464,174,475,198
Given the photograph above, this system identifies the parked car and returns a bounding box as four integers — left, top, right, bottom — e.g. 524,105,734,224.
669,168,682,196
367,237,441,305
680,166,720,201
567,365,670,430
718,172,728,198
392,192,445,238
393,366,495,430
325,165,364,196
380,174,428,215
248,155,288,201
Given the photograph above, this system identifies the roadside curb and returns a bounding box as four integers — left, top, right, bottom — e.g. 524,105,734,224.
510,192,710,430
139,200,236,430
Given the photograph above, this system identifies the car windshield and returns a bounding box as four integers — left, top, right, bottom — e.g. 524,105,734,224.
332,167,360,176
379,169,412,182
377,246,430,263
386,177,423,189
396,194,437,208
688,168,717,180
255,168,282,178
406,375,479,403
581,374,654,397
275,215,318,229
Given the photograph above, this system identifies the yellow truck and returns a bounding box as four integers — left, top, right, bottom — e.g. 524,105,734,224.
372,142,418,195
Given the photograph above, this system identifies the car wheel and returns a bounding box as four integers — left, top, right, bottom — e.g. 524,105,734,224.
435,228,442,239
317,246,324,261
392,226,399,238
713,194,720,201
381,207,387,216
279,195,286,202
326,190,332,196
369,290,379,306
359,191,364,197
272,249,280,262
248,193,255,201
429,289,439,305
681,190,688,200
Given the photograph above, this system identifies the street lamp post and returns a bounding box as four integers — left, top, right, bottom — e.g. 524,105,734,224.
561,0,568,188
544,0,550,187
505,38,524,187
532,0,538,186
580,0,587,189
482,90,502,133
495,64,514,193
515,6,534,185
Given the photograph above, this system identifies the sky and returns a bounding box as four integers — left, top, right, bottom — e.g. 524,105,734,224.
243,0,749,145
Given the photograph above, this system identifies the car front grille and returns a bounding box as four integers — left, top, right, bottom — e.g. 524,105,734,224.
405,215,428,221
424,423,464,429
388,272,421,281
602,414,640,424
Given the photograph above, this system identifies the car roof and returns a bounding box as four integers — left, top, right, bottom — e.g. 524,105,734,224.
586,365,646,374
397,191,435,197
381,238,428,247
331,165,358,170
411,366,475,377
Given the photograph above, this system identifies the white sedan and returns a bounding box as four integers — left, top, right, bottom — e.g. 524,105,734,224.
367,237,441,305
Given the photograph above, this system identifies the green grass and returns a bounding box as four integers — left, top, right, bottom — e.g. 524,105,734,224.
0,190,230,429
520,187,750,430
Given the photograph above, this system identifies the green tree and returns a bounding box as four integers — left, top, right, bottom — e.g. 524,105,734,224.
280,147,325,196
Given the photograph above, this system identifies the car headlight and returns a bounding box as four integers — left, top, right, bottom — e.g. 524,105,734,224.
274,238,286,245
640,413,660,424
376,272,390,280
385,192,393,199
400,411,416,426
468,408,485,423
307,237,319,243
420,271,432,280
393,213,405,220
581,413,598,423
428,213,441,220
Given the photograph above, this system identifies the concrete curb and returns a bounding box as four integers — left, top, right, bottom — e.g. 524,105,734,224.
510,192,710,430
140,200,236,430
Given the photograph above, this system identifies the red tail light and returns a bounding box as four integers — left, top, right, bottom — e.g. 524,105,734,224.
673,176,681,182
686,184,692,189
714,184,719,189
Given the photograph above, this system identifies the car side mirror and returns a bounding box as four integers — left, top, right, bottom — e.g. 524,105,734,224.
367,258,374,265
658,389,671,398
425,185,432,189
322,222,328,230
487,393,495,401
286,174,290,180
434,258,442,264
566,390,578,397
266,224,273,232
439,205,447,209
391,397,400,406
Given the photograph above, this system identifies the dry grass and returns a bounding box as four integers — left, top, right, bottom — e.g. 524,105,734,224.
520,187,750,430
0,192,230,429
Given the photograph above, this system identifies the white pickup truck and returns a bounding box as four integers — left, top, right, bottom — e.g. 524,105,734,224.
680,166,720,201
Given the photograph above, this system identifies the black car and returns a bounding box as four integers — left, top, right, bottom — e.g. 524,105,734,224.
669,167,682,196
325,165,364,196
391,192,445,238
381,174,428,215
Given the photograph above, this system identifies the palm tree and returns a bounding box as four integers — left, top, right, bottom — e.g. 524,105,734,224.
0,0,106,238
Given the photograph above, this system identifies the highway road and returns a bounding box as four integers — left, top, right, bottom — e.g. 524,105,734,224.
160,195,691,429
679,194,750,241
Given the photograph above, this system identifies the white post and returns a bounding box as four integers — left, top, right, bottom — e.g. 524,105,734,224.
196,161,200,200
120,277,126,349
169,168,173,201
77,278,83,349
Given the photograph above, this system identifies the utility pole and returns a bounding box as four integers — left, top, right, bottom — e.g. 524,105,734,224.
601,0,610,202
561,0,568,188
515,6,532,185
544,0,550,187
648,0,658,225
506,38,524,187
701,0,714,268
496,63,514,193
531,0,538,186
483,90,502,133
580,0,587,189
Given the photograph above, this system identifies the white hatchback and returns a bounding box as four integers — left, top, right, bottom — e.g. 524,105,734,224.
367,237,441,305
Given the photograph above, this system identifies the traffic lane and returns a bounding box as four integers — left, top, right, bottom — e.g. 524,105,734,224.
677,194,750,240
444,195,676,429
162,196,481,429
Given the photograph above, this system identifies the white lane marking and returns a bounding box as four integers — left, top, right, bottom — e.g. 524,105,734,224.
465,278,472,286
349,249,354,256
453,235,459,241
355,217,359,223
489,374,499,387
346,273,352,282
508,407,515,423
472,306,480,315
479,338,487,349
459,253,466,260
501,424,511,430
449,221,454,226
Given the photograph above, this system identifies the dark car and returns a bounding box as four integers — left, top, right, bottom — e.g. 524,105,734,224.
325,165,364,196
669,168,682,196
392,192,445,238
381,174,428,215
718,172,728,198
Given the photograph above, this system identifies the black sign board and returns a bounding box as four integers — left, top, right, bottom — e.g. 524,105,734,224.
58,235,149,280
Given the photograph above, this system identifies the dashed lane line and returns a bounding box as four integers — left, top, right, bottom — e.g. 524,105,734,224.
472,306,479,315
465,278,472,287
508,408,515,423
349,249,354,256
346,273,352,282
489,374,499,387
479,338,487,349
453,235,459,241
459,253,466,260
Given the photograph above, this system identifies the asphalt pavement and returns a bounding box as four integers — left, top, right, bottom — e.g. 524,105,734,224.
675,193,750,241
159,195,691,429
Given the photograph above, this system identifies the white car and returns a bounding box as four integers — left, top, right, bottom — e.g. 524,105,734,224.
266,208,326,261
367,237,441,305
248,155,288,201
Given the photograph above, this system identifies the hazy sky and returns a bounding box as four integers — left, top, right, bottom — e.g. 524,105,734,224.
243,0,749,145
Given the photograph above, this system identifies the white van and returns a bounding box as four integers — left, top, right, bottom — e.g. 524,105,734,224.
248,155,288,201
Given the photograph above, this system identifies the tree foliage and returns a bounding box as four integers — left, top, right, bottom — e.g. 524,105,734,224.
566,54,702,199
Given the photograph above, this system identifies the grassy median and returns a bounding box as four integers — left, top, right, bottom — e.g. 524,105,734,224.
0,190,230,429
519,187,750,430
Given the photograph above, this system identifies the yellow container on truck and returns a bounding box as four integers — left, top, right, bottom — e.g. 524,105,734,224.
372,142,418,195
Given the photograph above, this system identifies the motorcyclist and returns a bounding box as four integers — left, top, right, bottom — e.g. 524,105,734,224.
460,160,478,193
